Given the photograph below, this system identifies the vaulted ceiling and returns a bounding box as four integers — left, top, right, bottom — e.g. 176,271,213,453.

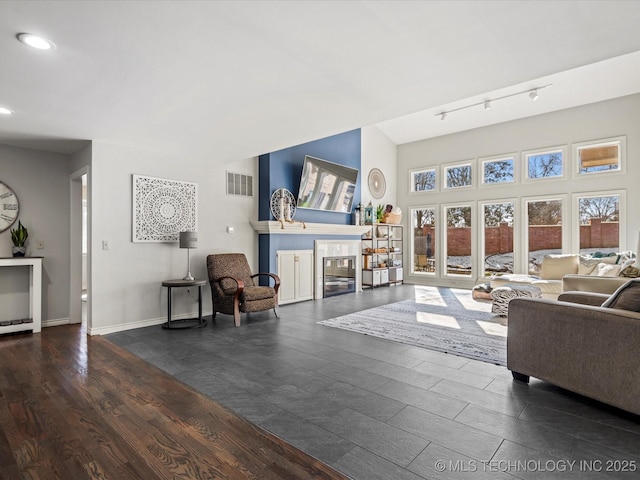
1,1,640,160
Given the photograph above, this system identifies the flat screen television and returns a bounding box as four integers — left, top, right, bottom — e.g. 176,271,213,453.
296,155,358,213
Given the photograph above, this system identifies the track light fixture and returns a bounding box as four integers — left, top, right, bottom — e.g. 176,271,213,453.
435,84,552,121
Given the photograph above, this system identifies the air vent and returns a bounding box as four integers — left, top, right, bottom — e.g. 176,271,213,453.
226,172,253,197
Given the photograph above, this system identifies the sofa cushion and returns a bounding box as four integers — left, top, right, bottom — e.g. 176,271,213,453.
589,263,622,277
601,279,640,312
531,279,562,295
541,254,579,280
578,257,600,275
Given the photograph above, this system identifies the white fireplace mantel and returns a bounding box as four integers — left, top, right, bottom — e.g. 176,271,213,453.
251,221,370,236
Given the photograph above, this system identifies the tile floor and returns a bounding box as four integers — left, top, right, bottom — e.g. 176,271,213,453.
107,285,640,479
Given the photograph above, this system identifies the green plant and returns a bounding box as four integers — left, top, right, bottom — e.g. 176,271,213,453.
376,204,385,223
10,221,28,247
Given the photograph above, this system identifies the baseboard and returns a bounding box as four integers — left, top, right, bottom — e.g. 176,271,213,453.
89,311,212,336
42,317,70,328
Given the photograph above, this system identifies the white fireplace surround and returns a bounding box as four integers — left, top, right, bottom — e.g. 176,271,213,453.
314,240,361,299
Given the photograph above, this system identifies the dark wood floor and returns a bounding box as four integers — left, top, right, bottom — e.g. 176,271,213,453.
0,325,349,479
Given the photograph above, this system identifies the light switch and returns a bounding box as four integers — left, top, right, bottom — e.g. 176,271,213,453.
36,240,44,249
102,240,110,250
226,226,234,234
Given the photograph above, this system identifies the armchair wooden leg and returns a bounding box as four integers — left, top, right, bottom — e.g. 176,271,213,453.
273,307,279,318
233,301,241,327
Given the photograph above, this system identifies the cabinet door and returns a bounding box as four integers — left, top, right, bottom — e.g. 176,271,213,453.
277,251,297,304
296,250,314,301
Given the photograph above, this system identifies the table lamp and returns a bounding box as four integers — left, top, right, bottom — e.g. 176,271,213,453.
179,231,197,281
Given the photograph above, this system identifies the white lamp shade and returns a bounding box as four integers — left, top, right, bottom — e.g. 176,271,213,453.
179,231,198,249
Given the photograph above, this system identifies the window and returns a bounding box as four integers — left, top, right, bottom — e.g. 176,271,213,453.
480,155,516,185
573,136,625,176
410,168,436,192
411,206,436,274
443,162,473,189
481,201,515,275
574,192,623,255
443,204,473,276
524,197,565,275
523,147,566,181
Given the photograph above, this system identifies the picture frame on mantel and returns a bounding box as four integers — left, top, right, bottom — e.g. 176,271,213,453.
132,174,197,242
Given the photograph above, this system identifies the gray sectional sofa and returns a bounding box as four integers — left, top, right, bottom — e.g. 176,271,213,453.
506,278,640,416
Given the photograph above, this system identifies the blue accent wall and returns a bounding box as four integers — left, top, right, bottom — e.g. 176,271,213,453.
258,129,363,276
259,129,361,223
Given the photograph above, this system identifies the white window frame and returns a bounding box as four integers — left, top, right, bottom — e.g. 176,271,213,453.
410,205,438,276
409,167,438,194
521,195,569,275
572,136,626,178
442,202,475,278
478,199,518,276
442,160,475,190
571,190,626,254
521,145,567,183
479,153,518,187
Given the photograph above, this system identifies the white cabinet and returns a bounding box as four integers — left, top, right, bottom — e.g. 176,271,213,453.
362,268,389,287
277,250,314,305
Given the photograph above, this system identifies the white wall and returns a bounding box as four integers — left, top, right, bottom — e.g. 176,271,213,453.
89,141,258,334
0,144,71,322
397,93,640,287
361,125,398,209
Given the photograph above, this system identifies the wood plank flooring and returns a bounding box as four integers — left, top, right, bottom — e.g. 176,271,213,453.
0,325,348,480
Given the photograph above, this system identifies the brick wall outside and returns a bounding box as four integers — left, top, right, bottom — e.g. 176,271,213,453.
414,220,619,256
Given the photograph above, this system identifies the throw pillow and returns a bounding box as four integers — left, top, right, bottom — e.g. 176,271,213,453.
578,257,600,275
589,263,622,277
620,265,640,278
601,279,640,312
541,254,579,280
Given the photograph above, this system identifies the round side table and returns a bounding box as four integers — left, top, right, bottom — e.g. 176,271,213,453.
161,279,208,329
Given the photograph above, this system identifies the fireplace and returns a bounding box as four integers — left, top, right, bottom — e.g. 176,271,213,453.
314,240,362,299
323,256,356,298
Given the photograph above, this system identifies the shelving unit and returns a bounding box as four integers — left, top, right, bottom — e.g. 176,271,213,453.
361,223,403,288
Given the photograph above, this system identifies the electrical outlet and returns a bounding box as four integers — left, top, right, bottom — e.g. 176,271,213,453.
36,240,44,249
102,240,110,250
226,226,235,234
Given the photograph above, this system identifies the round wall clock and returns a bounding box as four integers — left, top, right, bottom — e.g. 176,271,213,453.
368,168,386,199
0,181,19,233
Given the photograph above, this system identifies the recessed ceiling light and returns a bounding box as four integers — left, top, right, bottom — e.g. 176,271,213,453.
0,107,14,115
17,33,56,50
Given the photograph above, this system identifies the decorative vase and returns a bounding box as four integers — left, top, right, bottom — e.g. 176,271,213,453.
12,246,26,257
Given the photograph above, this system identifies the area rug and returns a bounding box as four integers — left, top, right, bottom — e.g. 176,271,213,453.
318,286,507,365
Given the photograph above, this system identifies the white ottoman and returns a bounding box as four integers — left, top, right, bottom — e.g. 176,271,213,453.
491,283,542,316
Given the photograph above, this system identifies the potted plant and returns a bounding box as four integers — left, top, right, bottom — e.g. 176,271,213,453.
10,221,28,257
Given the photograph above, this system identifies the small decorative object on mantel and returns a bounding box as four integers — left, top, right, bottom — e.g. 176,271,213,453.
270,188,306,229
10,220,28,257
382,205,402,224
364,202,373,225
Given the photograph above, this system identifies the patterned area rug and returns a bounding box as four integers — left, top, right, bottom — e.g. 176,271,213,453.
318,286,507,366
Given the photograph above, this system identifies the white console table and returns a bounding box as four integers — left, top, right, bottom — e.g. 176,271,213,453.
0,257,43,334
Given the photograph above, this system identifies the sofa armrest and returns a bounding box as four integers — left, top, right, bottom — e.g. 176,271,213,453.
507,297,640,415
562,274,628,295
557,291,609,306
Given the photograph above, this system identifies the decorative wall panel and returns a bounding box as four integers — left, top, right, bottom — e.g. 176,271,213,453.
132,175,197,242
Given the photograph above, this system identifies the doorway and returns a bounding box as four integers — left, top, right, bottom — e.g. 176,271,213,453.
70,168,90,330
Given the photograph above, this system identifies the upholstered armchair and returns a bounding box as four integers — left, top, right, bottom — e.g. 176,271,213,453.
206,253,280,327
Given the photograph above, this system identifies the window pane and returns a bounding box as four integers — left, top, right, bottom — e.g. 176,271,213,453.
445,165,472,188
483,158,514,184
483,203,514,274
527,151,563,179
526,199,562,275
412,169,436,191
445,205,472,276
412,208,436,274
578,195,620,255
578,144,620,174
